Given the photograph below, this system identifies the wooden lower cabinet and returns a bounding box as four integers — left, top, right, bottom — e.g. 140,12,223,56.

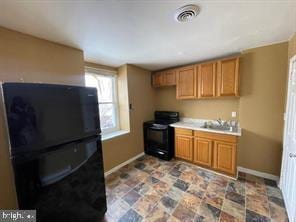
193,137,212,167
175,128,237,177
213,141,236,175
175,134,193,161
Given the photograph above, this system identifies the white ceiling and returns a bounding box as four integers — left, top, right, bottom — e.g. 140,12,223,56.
0,0,295,71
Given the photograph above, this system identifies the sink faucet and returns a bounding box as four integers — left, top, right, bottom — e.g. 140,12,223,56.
216,118,223,126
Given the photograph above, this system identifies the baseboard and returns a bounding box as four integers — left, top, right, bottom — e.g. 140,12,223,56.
104,152,145,177
103,155,280,183
177,159,236,180
195,165,236,180
237,166,279,182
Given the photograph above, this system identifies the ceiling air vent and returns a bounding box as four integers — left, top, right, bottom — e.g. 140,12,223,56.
174,4,200,23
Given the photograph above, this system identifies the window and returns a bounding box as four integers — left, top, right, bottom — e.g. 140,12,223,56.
85,69,119,134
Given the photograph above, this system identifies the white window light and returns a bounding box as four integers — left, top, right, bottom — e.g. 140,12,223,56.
84,68,120,134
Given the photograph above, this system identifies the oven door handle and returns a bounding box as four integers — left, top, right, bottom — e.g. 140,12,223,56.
149,127,167,130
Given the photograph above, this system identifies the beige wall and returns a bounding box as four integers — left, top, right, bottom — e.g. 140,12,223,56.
0,27,85,209
155,42,288,176
101,64,155,171
238,42,288,176
0,27,155,209
155,87,239,120
0,28,85,85
288,33,296,59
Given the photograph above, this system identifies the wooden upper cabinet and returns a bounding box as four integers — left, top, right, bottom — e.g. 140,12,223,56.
176,65,197,99
217,57,239,97
152,70,176,87
193,137,212,167
153,56,240,99
164,70,176,86
198,62,216,98
152,71,164,88
213,141,237,175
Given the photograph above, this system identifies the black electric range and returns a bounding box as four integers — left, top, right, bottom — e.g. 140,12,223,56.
143,111,179,160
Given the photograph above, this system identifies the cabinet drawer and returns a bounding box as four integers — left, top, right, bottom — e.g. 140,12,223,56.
175,128,193,136
194,131,237,143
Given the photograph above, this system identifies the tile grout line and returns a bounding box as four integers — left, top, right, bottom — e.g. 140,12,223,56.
107,159,160,220
265,183,272,220
259,177,271,220
106,155,284,222
193,176,210,221
245,176,272,221
176,163,203,220
108,170,146,221
244,177,247,221
131,159,176,220
157,179,179,218
131,163,161,219
154,163,180,219
219,180,229,222
158,162,199,220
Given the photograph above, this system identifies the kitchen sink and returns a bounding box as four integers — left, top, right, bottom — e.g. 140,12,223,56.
201,124,236,132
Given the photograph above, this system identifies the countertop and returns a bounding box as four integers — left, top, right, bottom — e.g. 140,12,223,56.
170,118,242,136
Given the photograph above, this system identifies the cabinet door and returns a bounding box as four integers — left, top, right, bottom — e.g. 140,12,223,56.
175,135,193,161
164,70,176,86
217,57,239,97
198,63,216,98
213,141,236,175
176,65,197,99
152,72,164,87
193,137,212,167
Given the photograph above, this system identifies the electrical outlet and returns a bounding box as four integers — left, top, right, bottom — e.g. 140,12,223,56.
231,112,237,118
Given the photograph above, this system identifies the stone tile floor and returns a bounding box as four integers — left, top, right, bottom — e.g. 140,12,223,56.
103,155,288,222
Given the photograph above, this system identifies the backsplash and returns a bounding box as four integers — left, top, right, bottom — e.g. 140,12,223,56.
155,87,239,121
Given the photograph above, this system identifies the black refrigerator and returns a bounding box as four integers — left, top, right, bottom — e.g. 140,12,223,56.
2,83,107,222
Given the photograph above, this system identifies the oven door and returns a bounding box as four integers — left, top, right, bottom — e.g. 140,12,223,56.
144,125,168,151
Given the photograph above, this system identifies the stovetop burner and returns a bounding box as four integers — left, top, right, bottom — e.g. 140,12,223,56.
145,111,180,126
145,120,177,125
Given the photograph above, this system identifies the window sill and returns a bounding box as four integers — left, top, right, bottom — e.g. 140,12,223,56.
101,130,130,141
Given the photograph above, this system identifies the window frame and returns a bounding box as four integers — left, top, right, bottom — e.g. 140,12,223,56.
85,67,120,134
